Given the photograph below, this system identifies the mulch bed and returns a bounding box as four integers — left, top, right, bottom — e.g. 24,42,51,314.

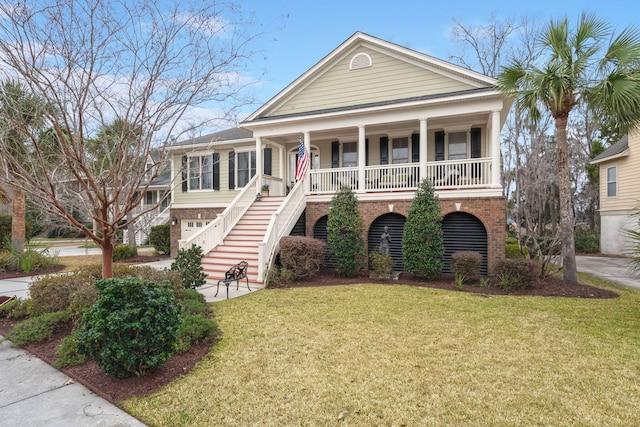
0,267,618,404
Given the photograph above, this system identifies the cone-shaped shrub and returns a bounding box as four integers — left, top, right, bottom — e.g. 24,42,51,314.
402,179,444,278
327,185,365,277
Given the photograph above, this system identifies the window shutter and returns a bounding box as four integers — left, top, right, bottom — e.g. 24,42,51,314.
331,141,339,168
263,147,272,175
470,128,481,158
228,151,235,190
380,136,389,165
213,153,220,191
411,133,420,163
365,138,369,166
435,131,445,161
181,155,188,192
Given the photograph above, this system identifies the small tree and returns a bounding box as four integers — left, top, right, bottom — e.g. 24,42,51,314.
402,179,444,278
171,244,207,289
327,186,365,277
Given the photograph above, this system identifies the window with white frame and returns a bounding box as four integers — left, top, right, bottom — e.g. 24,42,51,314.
342,142,357,167
236,150,256,187
607,166,617,197
448,132,467,160
189,154,213,190
391,137,409,164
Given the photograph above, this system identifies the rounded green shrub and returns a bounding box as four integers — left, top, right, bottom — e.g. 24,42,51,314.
77,277,181,378
175,315,219,353
4,310,70,346
574,228,599,253
112,245,137,261
149,224,170,254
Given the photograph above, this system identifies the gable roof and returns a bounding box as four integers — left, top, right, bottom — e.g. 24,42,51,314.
168,128,253,151
591,135,629,164
243,32,497,123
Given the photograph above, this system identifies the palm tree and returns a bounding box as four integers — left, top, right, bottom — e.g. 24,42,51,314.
0,81,45,252
497,13,640,284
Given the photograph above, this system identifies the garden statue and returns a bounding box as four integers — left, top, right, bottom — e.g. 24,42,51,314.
380,226,391,255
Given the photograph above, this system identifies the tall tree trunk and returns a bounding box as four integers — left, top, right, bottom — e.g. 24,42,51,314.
102,238,114,278
11,186,25,253
555,117,578,284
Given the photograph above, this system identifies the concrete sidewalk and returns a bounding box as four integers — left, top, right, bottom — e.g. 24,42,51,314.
0,339,146,426
575,255,639,289
0,250,261,426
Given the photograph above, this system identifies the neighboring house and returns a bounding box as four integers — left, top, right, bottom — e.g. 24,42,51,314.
168,32,510,285
591,128,640,255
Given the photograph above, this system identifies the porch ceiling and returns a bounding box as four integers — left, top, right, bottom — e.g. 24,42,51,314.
262,112,490,145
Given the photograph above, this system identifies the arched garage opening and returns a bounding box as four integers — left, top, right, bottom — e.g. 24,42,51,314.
442,212,488,275
367,213,406,271
313,215,337,269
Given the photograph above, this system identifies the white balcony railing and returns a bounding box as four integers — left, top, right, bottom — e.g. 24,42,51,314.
309,158,492,193
178,174,258,253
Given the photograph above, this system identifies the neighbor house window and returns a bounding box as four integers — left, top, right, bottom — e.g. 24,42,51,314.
391,137,409,164
237,150,256,187
189,154,213,190
607,166,617,197
342,142,357,167
448,132,467,160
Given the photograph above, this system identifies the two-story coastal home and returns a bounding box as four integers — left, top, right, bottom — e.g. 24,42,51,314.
591,127,640,255
167,32,510,286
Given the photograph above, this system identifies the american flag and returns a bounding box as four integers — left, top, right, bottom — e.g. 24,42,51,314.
294,137,309,181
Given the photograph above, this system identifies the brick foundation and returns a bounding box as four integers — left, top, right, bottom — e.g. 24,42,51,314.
169,207,224,257
306,196,505,275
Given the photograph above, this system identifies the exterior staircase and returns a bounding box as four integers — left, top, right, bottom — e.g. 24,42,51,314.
201,196,285,287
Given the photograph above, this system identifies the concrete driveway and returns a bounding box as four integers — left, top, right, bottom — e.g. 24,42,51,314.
576,255,639,289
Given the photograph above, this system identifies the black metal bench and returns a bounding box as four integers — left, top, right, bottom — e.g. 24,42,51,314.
215,261,251,300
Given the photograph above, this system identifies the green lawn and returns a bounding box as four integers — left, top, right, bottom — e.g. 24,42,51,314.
124,276,640,426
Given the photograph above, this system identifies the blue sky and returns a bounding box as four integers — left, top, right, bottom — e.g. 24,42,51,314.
238,0,639,116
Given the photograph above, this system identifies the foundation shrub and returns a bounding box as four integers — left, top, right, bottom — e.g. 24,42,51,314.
0,298,30,320
369,252,393,279
279,236,326,280
176,289,208,317
4,310,70,346
77,277,181,378
265,266,296,288
494,259,540,291
112,245,137,261
149,224,170,254
327,186,366,277
54,329,86,368
171,244,207,289
574,228,599,253
174,315,219,354
451,251,482,284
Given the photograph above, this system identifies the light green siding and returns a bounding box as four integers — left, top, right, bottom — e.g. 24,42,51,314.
171,145,281,206
271,46,478,117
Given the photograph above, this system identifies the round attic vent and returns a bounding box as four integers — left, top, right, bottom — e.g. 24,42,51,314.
350,52,372,70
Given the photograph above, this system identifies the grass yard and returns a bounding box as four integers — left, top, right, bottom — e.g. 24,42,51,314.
124,276,640,426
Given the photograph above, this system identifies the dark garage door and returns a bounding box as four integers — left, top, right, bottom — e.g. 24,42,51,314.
442,212,488,275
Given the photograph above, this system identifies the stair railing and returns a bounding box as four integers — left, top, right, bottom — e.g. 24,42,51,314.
258,180,306,282
179,174,259,254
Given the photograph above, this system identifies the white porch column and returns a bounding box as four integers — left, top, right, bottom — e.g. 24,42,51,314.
419,118,428,181
358,125,366,192
304,131,311,193
255,136,263,194
490,110,501,187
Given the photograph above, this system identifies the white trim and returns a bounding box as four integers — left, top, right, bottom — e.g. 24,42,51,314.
590,149,630,164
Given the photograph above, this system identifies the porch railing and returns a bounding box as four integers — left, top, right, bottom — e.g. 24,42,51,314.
309,158,492,193
178,174,258,253
258,180,306,283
